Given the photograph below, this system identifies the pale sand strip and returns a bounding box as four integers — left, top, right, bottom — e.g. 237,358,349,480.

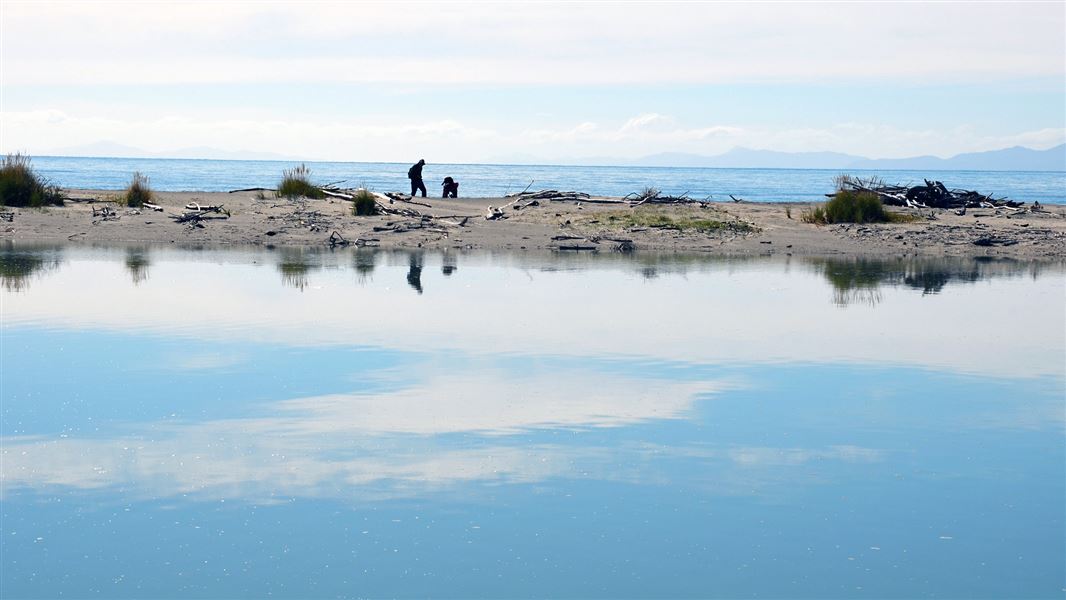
2,190,1064,259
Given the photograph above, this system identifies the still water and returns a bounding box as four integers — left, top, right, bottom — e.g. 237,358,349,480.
2,244,1064,598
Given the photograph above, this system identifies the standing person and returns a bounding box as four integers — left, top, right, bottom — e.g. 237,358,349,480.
407,159,427,198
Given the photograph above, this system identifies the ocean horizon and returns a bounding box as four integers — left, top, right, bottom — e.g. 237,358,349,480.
28,155,1066,204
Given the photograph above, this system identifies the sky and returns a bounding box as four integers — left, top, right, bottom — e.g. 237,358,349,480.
1,1,1064,163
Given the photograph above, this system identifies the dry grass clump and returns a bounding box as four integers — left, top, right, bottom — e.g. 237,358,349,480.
123,172,153,207
802,189,919,225
0,153,65,207
277,164,324,200
351,189,378,216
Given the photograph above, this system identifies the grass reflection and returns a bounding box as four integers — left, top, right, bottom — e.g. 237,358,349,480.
124,247,150,285
0,243,62,292
810,256,1039,306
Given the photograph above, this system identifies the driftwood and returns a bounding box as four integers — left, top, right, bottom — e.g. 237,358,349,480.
185,203,225,213
382,192,432,208
327,231,349,247
512,199,540,210
507,189,592,202
0,212,13,222
436,216,470,227
171,208,228,225
834,177,1021,210
91,205,118,221
142,202,164,212
319,189,354,200
377,203,422,218
228,187,273,193
374,219,448,234
550,234,635,253
623,189,707,206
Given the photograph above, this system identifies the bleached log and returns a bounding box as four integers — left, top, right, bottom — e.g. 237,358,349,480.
319,189,354,200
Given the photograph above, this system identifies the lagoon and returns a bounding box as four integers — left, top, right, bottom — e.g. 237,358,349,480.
2,244,1064,598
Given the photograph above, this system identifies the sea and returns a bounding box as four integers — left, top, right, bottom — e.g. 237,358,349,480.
28,155,1066,204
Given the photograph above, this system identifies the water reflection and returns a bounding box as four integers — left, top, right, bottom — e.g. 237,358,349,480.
124,246,150,285
812,256,1040,306
353,248,376,283
0,243,62,292
2,244,1062,379
1,365,725,499
406,252,424,294
277,247,314,290
442,250,457,276
2,243,1064,598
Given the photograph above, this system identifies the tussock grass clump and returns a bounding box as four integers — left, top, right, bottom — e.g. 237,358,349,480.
277,164,324,200
123,172,153,207
352,189,378,216
0,153,65,207
802,189,918,225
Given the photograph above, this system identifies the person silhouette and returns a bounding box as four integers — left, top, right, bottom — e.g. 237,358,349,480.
441,176,459,198
407,159,427,198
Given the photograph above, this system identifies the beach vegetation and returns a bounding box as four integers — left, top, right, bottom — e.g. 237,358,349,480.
123,172,153,207
352,189,378,216
598,208,757,234
802,189,919,225
277,164,324,200
0,153,65,207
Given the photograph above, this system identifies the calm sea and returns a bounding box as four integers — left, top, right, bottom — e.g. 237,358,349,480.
30,155,1066,204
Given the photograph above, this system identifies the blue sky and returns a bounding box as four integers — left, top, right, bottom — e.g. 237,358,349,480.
2,1,1064,163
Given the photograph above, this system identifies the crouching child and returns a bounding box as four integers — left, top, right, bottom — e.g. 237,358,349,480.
441,177,459,198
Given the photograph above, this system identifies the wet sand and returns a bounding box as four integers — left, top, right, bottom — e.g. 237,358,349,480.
2,189,1064,258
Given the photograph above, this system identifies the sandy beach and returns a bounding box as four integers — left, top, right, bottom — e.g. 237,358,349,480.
3,189,1064,259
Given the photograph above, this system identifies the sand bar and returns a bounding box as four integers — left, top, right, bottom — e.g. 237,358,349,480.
2,190,1064,259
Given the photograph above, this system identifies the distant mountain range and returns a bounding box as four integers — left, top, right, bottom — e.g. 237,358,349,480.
37,141,1066,171
490,144,1066,171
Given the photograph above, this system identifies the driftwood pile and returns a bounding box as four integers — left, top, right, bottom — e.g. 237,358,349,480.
835,177,1023,210
622,188,710,206
506,189,593,202
550,234,635,253
508,188,710,207
171,203,228,228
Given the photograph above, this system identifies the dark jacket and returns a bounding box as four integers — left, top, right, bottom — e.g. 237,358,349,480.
408,162,425,180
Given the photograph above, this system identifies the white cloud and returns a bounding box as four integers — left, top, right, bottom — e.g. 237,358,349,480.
2,2,1063,86
0,368,723,500
619,113,675,133
267,371,714,436
0,109,502,161
2,107,1062,161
